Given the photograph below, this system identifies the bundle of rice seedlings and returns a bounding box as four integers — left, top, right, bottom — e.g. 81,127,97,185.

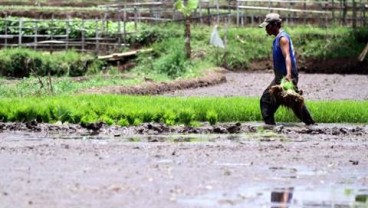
269,78,304,110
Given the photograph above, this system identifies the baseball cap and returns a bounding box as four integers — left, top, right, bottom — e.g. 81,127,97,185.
259,13,282,28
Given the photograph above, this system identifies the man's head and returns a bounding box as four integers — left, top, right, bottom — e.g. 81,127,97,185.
259,13,282,36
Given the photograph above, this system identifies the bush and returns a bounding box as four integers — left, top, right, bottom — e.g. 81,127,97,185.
0,49,105,78
135,38,189,79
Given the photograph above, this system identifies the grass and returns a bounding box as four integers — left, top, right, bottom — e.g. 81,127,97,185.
0,95,366,125
0,73,144,98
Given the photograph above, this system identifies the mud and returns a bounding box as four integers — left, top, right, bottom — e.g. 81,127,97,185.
1,121,368,138
1,121,368,207
1,71,368,207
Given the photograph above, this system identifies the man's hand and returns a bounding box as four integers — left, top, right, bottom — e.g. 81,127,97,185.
285,74,292,81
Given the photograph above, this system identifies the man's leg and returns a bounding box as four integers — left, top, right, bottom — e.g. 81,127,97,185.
260,88,280,125
293,81,316,125
291,104,315,125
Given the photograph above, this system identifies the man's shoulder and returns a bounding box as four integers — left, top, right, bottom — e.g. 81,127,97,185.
279,36,289,45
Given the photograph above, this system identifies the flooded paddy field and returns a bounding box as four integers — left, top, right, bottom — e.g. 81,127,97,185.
0,122,367,207
0,72,367,207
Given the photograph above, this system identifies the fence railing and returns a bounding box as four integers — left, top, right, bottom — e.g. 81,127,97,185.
0,0,366,55
100,0,367,27
0,17,134,55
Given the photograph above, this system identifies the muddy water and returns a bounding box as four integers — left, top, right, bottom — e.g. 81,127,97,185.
1,123,368,208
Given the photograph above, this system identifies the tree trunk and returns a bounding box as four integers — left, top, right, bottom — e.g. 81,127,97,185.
185,16,191,59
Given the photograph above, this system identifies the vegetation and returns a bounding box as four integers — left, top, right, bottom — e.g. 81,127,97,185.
0,48,104,77
0,95,366,125
175,0,199,59
0,23,366,125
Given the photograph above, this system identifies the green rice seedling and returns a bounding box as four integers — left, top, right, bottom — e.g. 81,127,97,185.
178,108,196,126
162,110,176,126
0,95,367,125
14,106,38,122
50,105,72,123
133,118,142,126
35,105,52,123
280,78,295,91
206,110,218,125
152,110,165,123
80,113,99,125
99,115,114,126
118,118,129,127
0,102,11,122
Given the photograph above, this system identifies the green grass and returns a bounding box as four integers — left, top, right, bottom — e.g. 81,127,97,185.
0,95,366,125
0,73,144,97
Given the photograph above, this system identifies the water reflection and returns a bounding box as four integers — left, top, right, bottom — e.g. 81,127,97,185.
271,187,293,208
178,186,368,207
356,194,368,203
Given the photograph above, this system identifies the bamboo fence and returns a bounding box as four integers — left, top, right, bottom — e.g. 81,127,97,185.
0,0,366,54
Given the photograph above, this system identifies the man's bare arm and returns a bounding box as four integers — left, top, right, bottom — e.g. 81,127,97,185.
280,37,292,81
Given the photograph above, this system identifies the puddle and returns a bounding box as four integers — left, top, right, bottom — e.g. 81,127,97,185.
50,133,287,143
46,134,256,142
178,185,368,207
179,164,368,207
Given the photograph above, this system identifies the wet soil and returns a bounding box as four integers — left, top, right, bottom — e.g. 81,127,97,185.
1,70,368,207
1,122,368,207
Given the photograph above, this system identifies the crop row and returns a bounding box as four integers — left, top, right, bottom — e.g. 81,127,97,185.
0,17,138,39
0,95,367,126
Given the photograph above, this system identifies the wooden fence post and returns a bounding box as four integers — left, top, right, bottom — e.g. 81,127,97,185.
66,18,70,50
134,6,138,30
332,0,335,22
216,0,220,23
95,18,100,55
104,8,108,35
18,18,23,46
118,8,122,51
82,18,85,52
237,0,240,26
123,5,127,45
303,0,307,24
352,0,357,28
34,20,38,50
4,17,8,48
363,3,367,26
199,0,203,24
342,0,347,25
207,5,211,25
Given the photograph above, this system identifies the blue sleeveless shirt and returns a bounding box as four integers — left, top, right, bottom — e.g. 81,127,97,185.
272,30,298,83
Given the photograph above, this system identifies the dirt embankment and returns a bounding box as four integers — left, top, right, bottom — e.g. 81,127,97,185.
79,68,368,100
81,68,227,95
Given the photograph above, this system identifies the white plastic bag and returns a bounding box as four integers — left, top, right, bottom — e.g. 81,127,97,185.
210,25,225,49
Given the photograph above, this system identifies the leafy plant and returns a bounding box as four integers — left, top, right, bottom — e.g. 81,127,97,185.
174,0,199,59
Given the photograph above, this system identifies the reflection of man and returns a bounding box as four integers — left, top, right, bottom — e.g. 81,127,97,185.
259,13,315,126
270,187,293,208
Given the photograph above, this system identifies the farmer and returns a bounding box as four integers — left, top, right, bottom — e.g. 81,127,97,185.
259,13,315,126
